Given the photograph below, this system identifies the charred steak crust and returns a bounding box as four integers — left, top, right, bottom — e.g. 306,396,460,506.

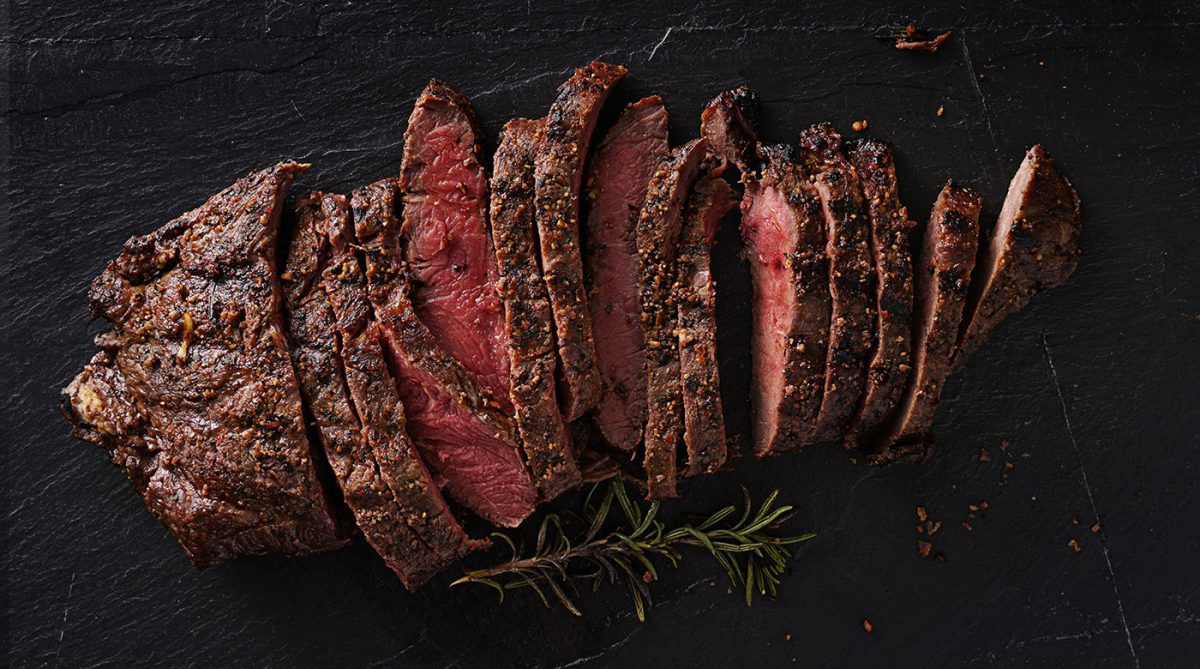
352,180,536,528
801,124,876,444
636,138,710,499
700,85,761,173
584,96,671,453
492,118,582,501
62,162,346,567
842,139,916,445
954,145,1082,368
535,61,628,421
675,172,737,476
875,182,982,463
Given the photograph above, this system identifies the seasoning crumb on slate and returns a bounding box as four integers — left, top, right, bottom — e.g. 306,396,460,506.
1072,517,1081,525
1067,538,1082,553
862,618,874,633
979,448,991,462
936,105,945,117
1091,523,1101,533
934,552,946,562
962,521,973,532
917,540,933,558
852,119,869,132
785,633,792,641
916,506,928,522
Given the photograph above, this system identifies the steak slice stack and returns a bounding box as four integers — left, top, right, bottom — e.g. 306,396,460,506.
584,96,670,453
491,118,581,500
535,61,628,421
62,162,346,567
353,179,536,527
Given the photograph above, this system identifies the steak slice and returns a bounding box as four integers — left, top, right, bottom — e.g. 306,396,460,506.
676,172,737,475
699,85,760,173
801,124,876,444
353,180,536,527
741,144,830,455
535,61,628,421
491,118,581,501
400,81,511,413
842,139,916,445
637,138,710,499
954,145,1082,368
584,96,670,452
874,182,982,462
61,162,346,567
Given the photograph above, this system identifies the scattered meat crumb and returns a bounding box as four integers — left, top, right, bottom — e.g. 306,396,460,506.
962,521,973,532
934,552,946,562
1000,440,1010,451
862,618,874,633
895,25,952,54
1004,461,1015,471
979,448,990,462
1091,523,1101,533
917,540,933,558
851,119,869,132
936,105,945,117
1072,517,1081,525
1067,538,1082,553
785,633,792,641
916,506,928,522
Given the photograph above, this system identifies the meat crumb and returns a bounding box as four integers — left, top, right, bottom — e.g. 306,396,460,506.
895,25,952,54
962,521,973,532
917,540,933,558
1067,538,1082,553
862,618,874,633
979,447,991,461
936,105,945,117
1091,523,1101,533
851,119,869,132
916,506,928,522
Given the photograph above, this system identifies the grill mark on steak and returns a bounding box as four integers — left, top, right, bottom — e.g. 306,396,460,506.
491,118,582,501
353,179,536,528
637,138,709,499
842,139,916,445
62,162,346,567
400,81,511,414
583,96,670,452
675,172,737,475
874,182,982,462
700,85,761,173
535,61,628,421
954,145,1082,369
801,124,876,444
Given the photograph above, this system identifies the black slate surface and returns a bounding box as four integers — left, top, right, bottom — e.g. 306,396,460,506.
4,2,1199,667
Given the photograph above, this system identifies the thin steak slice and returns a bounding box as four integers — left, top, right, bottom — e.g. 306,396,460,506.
699,85,760,173
584,96,670,452
875,182,982,462
353,180,536,527
637,138,710,499
535,61,628,420
954,145,1082,368
842,139,916,445
741,144,830,455
491,118,581,501
801,123,876,444
400,81,511,413
676,172,737,475
62,162,346,567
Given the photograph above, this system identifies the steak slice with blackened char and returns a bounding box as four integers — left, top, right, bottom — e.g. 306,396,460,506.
492,118,581,501
874,182,982,463
353,180,536,528
584,96,670,452
953,145,1082,369
700,85,761,173
62,162,346,567
535,61,628,421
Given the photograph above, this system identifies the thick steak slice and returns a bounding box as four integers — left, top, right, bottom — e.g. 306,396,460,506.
353,180,536,527
676,172,737,475
491,118,581,501
842,139,916,445
637,138,709,499
954,145,1082,368
875,182,982,462
741,144,830,455
535,61,628,420
584,96,670,452
62,162,345,567
400,81,511,413
801,124,876,443
700,85,760,173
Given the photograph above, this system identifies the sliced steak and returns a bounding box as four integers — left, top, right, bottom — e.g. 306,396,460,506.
535,61,628,420
954,145,1082,368
800,123,876,443
699,85,761,173
400,81,511,413
584,96,670,452
62,162,345,567
842,139,916,445
353,179,536,527
676,172,737,475
741,144,830,455
875,182,982,462
637,138,710,499
491,118,581,501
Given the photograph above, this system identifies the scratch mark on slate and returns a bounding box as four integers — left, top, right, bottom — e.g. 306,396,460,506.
290,99,306,121
551,626,642,668
53,572,77,668
647,27,673,62
957,31,1005,178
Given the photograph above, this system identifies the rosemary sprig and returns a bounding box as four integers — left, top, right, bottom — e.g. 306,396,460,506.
451,479,814,620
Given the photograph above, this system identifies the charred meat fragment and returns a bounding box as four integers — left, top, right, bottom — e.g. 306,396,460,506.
894,25,952,53
700,85,761,173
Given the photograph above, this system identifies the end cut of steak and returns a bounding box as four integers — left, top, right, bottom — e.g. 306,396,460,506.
954,145,1082,368
875,182,982,462
400,80,511,413
584,96,670,452
491,118,581,501
62,162,346,567
535,61,628,421
700,85,760,173
353,179,536,527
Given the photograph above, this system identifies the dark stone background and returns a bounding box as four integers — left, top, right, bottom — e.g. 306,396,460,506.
3,1,1198,666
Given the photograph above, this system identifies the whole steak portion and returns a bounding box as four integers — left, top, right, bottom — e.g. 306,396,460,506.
62,162,346,567
584,96,670,453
